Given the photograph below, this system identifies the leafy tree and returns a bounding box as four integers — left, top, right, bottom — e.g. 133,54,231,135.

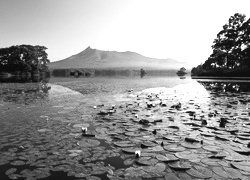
192,13,250,76
0,45,50,74
212,13,246,69
238,18,250,67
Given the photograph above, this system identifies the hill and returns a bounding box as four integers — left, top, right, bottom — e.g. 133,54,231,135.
48,46,191,70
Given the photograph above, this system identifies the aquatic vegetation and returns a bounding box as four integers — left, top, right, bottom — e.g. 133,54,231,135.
1,80,250,179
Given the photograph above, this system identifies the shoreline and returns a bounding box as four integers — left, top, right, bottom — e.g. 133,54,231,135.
191,76,250,80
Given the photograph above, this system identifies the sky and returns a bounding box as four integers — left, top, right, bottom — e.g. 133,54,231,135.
0,0,249,66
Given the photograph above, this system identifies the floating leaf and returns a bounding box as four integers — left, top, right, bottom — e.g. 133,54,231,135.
178,173,192,180
156,154,178,162
141,141,158,148
124,158,134,165
212,166,229,178
122,148,140,154
10,160,25,166
201,132,215,137
223,167,242,179
231,146,250,155
168,161,191,170
135,157,155,166
225,152,246,161
185,137,200,143
186,166,213,179
164,144,185,152
142,163,166,173
201,157,220,166
216,134,234,141
180,141,201,149
5,168,17,175
175,151,198,160
202,145,223,153
208,151,227,159
165,173,180,180
114,141,135,147
77,139,100,147
231,161,250,172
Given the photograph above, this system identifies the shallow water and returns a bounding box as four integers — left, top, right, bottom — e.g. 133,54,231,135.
1,76,250,180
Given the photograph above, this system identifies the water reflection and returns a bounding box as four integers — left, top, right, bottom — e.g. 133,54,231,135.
177,74,186,79
0,79,51,104
197,80,250,93
0,73,49,83
2,77,250,179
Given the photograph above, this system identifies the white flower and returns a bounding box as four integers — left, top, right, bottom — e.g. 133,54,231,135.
135,150,141,158
81,127,87,134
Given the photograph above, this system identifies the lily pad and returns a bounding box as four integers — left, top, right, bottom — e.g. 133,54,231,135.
223,167,242,179
225,152,246,161
168,161,191,170
180,141,202,149
165,173,180,180
141,141,158,148
142,163,166,173
122,148,140,154
201,157,220,166
212,166,229,178
114,141,135,147
231,161,250,172
178,173,192,180
186,166,213,179
77,139,100,147
231,146,250,155
5,168,17,175
202,145,223,152
175,151,199,160
135,157,155,166
164,144,185,152
156,154,179,162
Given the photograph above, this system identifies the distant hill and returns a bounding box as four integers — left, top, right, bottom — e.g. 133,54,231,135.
48,46,191,70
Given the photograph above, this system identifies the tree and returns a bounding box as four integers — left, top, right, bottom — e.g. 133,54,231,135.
238,18,250,67
0,45,50,74
211,13,246,69
192,13,250,76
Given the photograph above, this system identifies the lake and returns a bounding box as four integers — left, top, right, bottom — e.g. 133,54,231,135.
1,75,250,180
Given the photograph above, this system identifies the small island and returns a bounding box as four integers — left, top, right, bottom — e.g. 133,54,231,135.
191,13,250,78
0,45,50,82
176,67,187,76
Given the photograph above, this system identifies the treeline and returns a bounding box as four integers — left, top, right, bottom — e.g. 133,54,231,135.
0,45,50,77
50,68,179,77
192,13,250,77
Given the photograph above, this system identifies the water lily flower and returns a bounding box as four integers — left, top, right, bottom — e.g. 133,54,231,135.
135,150,141,158
81,127,87,134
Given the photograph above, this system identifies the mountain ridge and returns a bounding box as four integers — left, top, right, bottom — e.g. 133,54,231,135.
49,46,191,70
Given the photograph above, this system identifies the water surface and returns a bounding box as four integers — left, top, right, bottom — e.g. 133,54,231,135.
1,76,250,180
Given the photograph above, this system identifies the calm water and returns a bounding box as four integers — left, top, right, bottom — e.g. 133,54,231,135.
1,75,250,180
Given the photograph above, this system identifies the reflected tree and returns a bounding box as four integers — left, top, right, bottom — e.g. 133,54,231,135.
197,81,250,93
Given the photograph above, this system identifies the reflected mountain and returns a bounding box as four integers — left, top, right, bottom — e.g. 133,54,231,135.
197,80,250,93
0,79,51,104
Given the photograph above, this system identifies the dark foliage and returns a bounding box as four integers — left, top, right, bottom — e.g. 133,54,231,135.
0,45,50,75
192,13,250,77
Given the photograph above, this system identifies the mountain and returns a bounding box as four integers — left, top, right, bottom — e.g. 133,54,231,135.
48,46,191,70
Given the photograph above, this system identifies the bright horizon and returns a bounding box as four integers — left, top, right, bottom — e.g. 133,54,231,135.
1,0,250,67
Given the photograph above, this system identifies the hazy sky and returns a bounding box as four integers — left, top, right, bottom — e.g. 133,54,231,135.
0,0,249,66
